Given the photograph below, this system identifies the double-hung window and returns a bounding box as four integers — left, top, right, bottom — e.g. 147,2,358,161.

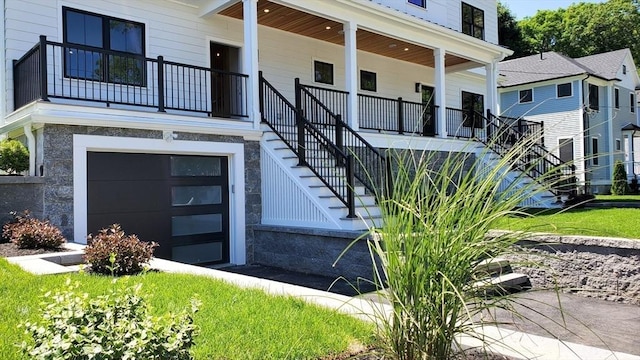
408,0,426,7
588,84,599,111
631,93,636,113
615,88,620,109
519,89,533,103
462,3,484,40
462,91,484,128
557,83,572,98
63,7,145,86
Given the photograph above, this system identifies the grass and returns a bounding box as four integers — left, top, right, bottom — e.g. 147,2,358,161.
595,194,640,202
495,207,640,239
0,259,374,359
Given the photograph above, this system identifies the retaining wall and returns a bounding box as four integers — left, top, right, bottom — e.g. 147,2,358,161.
0,176,45,229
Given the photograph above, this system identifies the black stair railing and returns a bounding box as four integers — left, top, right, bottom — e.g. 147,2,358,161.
484,111,576,196
296,79,391,201
259,72,358,218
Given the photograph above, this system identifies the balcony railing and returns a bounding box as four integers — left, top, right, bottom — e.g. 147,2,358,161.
13,36,249,118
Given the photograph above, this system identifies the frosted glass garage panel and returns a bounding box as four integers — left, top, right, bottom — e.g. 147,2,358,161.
172,242,222,264
172,186,222,206
171,156,221,176
171,214,222,236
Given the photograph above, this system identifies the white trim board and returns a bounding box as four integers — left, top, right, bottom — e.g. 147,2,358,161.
72,134,246,265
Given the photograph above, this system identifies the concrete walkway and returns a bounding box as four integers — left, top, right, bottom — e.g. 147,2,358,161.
8,248,640,360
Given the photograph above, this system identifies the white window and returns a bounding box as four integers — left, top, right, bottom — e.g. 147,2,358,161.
408,0,426,7
519,89,533,103
557,83,572,98
631,92,636,113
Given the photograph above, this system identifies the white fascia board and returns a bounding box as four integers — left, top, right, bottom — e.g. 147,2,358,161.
278,0,511,63
198,0,237,18
2,102,262,141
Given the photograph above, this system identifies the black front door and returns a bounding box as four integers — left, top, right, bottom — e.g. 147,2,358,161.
210,42,231,117
421,85,436,136
87,152,230,265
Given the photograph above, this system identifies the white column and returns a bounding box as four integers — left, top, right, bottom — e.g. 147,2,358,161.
434,48,447,138
485,60,498,117
344,21,358,129
242,0,260,129
607,86,614,179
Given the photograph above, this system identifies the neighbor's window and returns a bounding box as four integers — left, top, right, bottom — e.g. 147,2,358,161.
519,89,533,103
615,88,620,109
588,84,599,111
63,7,145,86
616,139,621,151
360,70,377,92
314,60,334,85
461,91,484,128
592,137,599,166
631,93,636,113
557,83,572,98
408,0,426,7
623,65,627,74
462,2,484,40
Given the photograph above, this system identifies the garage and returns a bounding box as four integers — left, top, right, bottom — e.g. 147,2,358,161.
87,152,230,265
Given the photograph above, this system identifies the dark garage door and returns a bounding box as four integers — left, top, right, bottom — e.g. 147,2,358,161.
87,152,229,265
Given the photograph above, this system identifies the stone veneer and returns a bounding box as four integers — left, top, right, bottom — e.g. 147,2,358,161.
0,176,45,226
40,124,261,262
506,234,640,305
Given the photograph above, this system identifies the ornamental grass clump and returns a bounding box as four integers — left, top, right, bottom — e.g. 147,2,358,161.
85,224,157,276
361,136,568,359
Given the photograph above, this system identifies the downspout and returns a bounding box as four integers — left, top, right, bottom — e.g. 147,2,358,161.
581,75,591,193
23,124,36,176
0,0,6,126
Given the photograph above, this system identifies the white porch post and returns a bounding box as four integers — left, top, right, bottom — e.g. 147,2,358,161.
485,60,498,117
242,0,260,129
344,21,358,129
606,86,614,179
434,48,447,138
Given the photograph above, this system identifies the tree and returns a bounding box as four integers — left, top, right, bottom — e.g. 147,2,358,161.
611,160,630,195
497,2,531,59
0,139,29,175
518,0,640,61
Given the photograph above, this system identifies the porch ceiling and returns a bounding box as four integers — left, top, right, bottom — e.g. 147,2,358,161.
219,1,471,69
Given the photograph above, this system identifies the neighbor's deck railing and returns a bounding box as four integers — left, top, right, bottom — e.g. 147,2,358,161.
13,36,249,118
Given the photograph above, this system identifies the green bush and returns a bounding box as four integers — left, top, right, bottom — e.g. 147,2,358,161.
21,279,199,360
0,139,29,175
85,224,157,276
2,211,66,249
611,160,630,195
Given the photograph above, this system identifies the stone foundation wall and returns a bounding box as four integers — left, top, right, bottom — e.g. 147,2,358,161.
0,177,45,229
508,234,640,305
253,225,378,282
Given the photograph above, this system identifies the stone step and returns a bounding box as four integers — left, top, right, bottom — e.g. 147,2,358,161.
473,272,532,296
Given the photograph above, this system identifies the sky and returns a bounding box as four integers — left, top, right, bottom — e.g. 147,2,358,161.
500,0,606,19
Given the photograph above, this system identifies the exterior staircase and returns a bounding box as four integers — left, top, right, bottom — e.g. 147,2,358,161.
473,257,532,296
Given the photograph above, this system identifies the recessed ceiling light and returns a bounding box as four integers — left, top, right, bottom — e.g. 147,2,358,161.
325,26,331,30
263,9,270,13
404,47,410,51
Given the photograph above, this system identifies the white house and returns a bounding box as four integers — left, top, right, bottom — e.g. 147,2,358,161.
1,0,535,275
498,49,640,194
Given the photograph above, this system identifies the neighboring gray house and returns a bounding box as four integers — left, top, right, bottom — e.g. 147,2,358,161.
498,49,640,194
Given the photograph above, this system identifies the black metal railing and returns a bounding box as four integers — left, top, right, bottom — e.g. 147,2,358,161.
297,79,390,200
496,115,544,147
485,111,575,195
13,36,249,117
445,107,489,140
260,73,358,217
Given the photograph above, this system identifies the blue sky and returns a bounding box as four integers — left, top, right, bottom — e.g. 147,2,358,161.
501,0,606,19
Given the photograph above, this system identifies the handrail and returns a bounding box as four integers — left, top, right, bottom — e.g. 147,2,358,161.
13,36,249,117
297,79,391,200
484,111,576,196
260,72,357,217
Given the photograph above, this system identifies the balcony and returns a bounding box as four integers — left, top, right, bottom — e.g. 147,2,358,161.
12,36,249,118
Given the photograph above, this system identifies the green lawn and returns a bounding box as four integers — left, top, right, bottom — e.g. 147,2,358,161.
495,207,640,239
0,259,374,359
595,194,640,202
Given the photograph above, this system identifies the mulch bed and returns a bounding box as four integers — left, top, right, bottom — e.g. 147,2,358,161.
0,242,68,258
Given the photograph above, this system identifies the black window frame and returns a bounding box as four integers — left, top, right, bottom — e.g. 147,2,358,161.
408,0,426,8
631,93,636,113
62,6,146,87
588,84,599,111
519,89,533,103
461,91,484,128
360,70,377,92
462,2,484,40
557,83,572,98
623,65,627,75
314,60,334,85
592,137,599,166
615,88,620,109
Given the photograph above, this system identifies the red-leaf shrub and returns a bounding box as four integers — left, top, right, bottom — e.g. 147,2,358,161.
2,211,66,249
85,224,157,276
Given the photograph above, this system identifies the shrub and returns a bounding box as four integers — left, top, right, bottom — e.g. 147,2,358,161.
2,211,66,249
611,160,630,195
85,224,157,276
0,139,29,175
21,279,199,360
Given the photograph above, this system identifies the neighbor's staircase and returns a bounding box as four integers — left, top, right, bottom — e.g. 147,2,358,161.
473,257,532,296
259,73,387,230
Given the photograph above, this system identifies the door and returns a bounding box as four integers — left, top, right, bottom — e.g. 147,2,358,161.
559,138,574,163
87,152,230,265
461,91,484,128
421,85,436,136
